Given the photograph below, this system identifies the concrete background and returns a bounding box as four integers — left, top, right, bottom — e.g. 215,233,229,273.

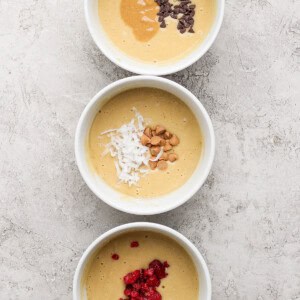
0,0,299,299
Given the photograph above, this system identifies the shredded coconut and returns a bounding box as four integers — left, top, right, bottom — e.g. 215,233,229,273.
101,108,151,186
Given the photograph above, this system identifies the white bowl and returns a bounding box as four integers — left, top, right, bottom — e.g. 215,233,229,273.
75,76,215,215
84,0,225,75
73,222,212,300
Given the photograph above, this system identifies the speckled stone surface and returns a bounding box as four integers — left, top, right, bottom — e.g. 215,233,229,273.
0,0,299,299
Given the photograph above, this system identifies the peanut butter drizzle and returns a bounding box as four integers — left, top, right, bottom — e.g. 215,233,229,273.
120,0,159,42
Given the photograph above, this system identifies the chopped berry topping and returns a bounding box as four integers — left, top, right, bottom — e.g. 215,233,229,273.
124,270,141,285
111,253,119,260
146,275,160,287
130,241,139,248
144,268,154,277
149,259,168,279
120,259,169,299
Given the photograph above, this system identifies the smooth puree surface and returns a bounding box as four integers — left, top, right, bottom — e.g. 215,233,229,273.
84,231,199,300
98,0,216,63
87,88,203,198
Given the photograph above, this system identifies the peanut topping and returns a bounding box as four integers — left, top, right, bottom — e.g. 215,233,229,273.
141,134,151,146
140,123,180,171
170,134,180,146
160,139,166,146
144,127,152,138
156,125,166,135
150,146,160,156
157,160,168,171
150,136,161,146
164,131,172,139
168,153,178,162
163,142,172,152
159,152,169,161
149,160,158,170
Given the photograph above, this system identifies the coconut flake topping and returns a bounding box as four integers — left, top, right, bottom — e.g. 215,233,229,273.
101,108,151,186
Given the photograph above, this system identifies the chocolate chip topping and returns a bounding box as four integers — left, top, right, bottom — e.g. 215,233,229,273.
154,0,196,34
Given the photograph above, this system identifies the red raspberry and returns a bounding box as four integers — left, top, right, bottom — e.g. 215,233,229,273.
131,241,139,247
148,292,162,300
123,270,140,284
149,260,168,279
111,253,119,260
133,283,141,290
140,282,150,292
144,286,156,297
146,275,160,287
144,268,154,277
163,261,169,268
131,290,139,297
124,288,132,296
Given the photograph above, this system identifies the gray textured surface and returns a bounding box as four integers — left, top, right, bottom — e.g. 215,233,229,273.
0,0,299,299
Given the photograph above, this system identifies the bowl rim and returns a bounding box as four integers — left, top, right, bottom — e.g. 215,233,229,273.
84,0,225,76
73,222,212,300
75,75,215,215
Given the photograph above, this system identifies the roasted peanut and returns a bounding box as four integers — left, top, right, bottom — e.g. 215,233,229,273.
152,130,158,137
164,131,172,139
150,146,160,156
170,134,180,146
150,136,161,145
144,127,152,138
149,160,157,170
159,152,169,161
156,125,166,135
168,153,178,162
160,138,166,146
141,134,150,146
163,141,172,151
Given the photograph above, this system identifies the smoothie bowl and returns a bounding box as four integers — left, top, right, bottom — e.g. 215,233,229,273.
75,76,215,215
84,0,224,75
73,222,211,300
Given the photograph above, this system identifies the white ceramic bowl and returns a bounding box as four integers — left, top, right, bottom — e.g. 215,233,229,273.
75,76,215,215
73,222,212,300
84,0,224,75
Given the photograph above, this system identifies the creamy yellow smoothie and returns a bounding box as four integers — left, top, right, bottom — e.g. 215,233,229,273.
98,0,216,63
83,231,199,300
87,88,203,198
